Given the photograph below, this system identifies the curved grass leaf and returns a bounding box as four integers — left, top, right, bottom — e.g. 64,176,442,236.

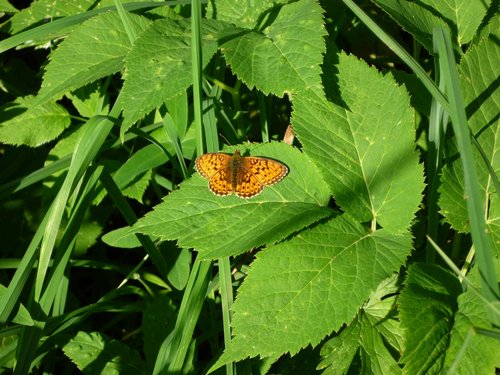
440,34,500,247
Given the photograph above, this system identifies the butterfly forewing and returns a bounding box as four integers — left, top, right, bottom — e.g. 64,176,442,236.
245,157,288,185
195,153,231,179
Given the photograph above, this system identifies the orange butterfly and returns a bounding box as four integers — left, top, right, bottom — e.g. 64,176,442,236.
195,150,288,198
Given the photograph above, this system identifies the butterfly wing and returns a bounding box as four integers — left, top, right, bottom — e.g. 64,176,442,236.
196,153,234,196
243,157,288,186
234,169,264,198
195,153,231,179
208,168,233,196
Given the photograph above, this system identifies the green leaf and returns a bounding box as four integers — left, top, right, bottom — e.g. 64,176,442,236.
439,34,500,244
357,317,402,374
418,0,490,46
0,284,34,326
399,263,463,374
0,0,17,13
319,275,404,374
94,139,177,205
443,261,500,373
142,295,177,369
372,0,452,52
160,242,191,291
219,0,326,96
212,215,411,369
292,52,424,233
66,82,110,118
103,142,332,259
213,0,289,29
121,17,225,129
62,331,145,375
0,96,70,147
6,0,107,34
36,12,152,105
319,317,362,374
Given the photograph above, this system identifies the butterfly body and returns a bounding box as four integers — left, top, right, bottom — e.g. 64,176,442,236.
195,150,288,198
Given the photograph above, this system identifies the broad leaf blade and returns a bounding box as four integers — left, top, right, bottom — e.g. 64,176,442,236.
213,0,288,28
319,275,404,374
219,0,326,96
372,0,452,52
36,12,152,105
0,96,70,147
399,263,462,374
212,215,412,368
63,331,145,375
418,0,490,46
7,0,101,34
293,52,424,233
104,142,331,259
444,261,500,373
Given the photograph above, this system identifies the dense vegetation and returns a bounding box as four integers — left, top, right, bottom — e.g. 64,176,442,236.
0,0,498,373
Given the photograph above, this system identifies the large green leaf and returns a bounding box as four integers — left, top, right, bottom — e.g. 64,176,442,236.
35,12,152,104
439,34,499,248
6,0,112,34
292,52,424,233
103,142,332,259
213,0,289,29
219,0,325,96
212,215,411,369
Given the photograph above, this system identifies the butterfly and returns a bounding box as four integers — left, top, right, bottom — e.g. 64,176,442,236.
195,150,288,198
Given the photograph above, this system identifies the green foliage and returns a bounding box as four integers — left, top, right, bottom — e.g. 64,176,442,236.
0,96,71,146
0,0,498,373
62,331,146,374
293,52,424,233
440,35,500,238
103,142,332,259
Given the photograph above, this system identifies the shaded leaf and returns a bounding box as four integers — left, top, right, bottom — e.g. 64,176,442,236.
443,261,500,373
63,331,145,375
319,275,404,374
418,0,490,46
0,96,70,147
292,52,424,233
121,17,225,129
372,0,452,52
439,33,500,248
399,263,462,374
